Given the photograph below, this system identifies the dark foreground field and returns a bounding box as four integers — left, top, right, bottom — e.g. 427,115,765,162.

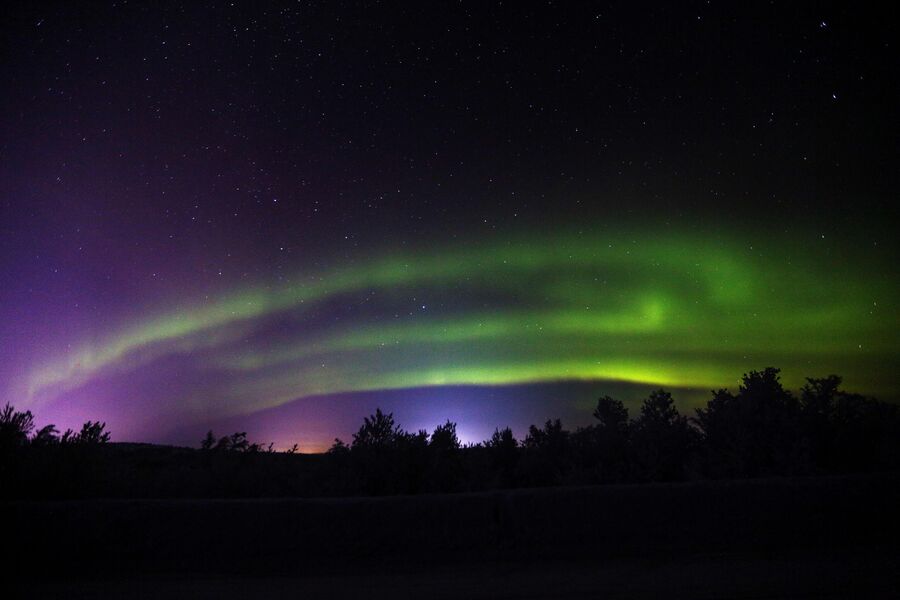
8,473,900,598
17,551,900,599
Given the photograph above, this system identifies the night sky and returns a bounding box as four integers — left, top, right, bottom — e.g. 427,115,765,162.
2,2,897,451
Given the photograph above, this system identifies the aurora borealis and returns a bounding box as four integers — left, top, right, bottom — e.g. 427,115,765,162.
2,3,897,450
8,225,898,450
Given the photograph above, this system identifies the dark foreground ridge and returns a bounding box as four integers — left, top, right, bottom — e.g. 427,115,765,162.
6,473,900,596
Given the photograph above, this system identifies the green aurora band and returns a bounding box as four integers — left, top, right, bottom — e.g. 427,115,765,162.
23,227,899,420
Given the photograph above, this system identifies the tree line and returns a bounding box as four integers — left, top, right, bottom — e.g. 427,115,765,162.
1,368,898,498
308,368,899,495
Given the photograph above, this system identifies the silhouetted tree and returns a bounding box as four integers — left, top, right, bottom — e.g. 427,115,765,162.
0,405,36,488
201,430,216,450
228,432,249,452
486,427,517,452
485,427,518,486
31,424,60,447
521,419,570,486
351,408,399,450
328,438,349,455
695,368,802,478
430,420,460,452
631,390,693,481
347,409,409,494
524,419,568,455
830,388,900,472
207,431,256,452
427,421,462,492
0,404,35,451
593,395,629,432
799,375,842,471
571,395,632,483
59,421,110,446
399,429,430,493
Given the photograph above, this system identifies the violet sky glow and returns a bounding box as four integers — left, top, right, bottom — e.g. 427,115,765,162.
1,3,896,450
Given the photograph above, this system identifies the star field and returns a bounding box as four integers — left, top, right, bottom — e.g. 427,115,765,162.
1,2,896,449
